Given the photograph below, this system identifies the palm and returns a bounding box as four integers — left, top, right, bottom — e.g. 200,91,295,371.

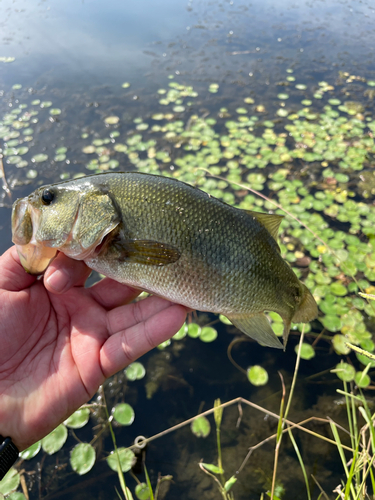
0,247,188,451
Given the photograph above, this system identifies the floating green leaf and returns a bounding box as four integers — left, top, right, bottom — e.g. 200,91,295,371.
247,365,269,386
330,282,347,296
332,334,351,355
219,315,232,325
135,483,150,500
187,323,201,338
113,403,135,426
200,326,218,342
104,116,120,125
354,371,371,388
191,416,211,437
31,153,48,163
125,362,146,380
107,447,135,472
6,493,27,500
26,169,38,179
41,424,68,455
333,362,356,382
296,343,315,360
20,441,41,460
64,408,90,429
70,443,96,475
0,469,20,496
173,324,187,340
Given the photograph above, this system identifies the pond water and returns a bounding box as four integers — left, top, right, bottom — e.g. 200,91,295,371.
1,0,375,499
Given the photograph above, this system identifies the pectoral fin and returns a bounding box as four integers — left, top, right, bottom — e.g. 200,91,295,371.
121,240,181,266
227,312,283,349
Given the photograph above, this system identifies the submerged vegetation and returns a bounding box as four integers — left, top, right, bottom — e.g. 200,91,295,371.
1,69,375,498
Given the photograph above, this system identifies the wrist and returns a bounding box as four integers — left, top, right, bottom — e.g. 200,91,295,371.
0,436,19,481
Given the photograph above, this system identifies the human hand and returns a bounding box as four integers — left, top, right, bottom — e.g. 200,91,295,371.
0,246,188,451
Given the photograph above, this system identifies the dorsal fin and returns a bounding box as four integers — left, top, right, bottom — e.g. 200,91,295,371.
245,210,283,243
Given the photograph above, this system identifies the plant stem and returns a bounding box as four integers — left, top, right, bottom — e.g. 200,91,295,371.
101,386,129,500
270,326,305,499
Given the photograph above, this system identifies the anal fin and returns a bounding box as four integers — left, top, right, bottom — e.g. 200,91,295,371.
227,312,283,349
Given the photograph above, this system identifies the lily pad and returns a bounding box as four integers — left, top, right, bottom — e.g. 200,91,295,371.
296,343,315,360
107,447,135,472
104,116,120,125
6,493,27,500
191,416,211,437
26,169,38,179
354,371,371,388
247,365,269,386
200,326,218,342
187,323,201,338
333,362,355,382
173,324,187,340
330,282,347,296
113,403,135,426
70,443,96,475
41,424,68,455
64,408,90,429
332,334,351,355
125,362,146,380
135,483,150,500
32,153,48,163
20,441,41,460
0,468,20,496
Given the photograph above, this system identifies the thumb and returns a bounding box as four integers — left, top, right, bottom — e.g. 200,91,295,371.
0,246,37,291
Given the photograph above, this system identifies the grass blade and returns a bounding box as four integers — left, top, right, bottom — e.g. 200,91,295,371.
287,426,311,500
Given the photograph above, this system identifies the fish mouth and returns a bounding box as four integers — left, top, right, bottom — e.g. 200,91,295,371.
16,243,58,275
12,198,58,275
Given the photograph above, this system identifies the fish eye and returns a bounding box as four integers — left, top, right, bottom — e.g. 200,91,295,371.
41,189,55,205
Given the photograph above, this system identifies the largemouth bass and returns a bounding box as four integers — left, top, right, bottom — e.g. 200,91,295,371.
11,172,317,349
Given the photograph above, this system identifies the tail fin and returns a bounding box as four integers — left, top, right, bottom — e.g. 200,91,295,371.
292,284,318,324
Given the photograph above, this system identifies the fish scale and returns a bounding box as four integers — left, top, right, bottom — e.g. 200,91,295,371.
11,172,318,349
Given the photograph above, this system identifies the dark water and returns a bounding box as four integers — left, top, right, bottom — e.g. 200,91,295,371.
1,0,375,498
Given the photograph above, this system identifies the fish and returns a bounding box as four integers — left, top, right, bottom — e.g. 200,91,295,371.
11,172,318,349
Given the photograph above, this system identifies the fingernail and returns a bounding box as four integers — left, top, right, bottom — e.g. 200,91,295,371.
46,269,70,293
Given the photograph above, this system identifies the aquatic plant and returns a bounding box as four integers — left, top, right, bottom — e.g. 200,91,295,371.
1,69,375,498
